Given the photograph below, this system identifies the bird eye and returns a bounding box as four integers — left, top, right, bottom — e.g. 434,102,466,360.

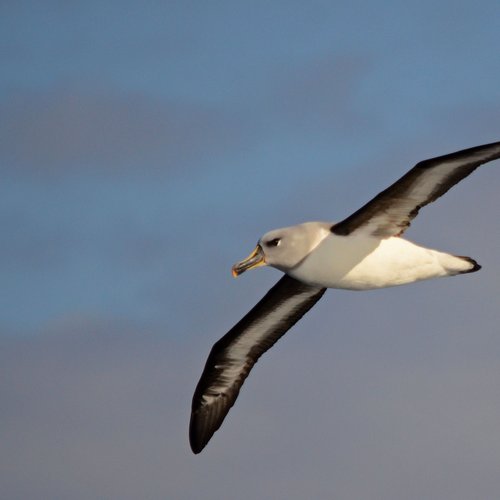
266,238,281,247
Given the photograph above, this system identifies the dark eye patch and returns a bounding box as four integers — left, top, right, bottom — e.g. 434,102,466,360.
266,238,281,247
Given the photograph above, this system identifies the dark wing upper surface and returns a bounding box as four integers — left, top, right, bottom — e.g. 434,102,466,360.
189,275,326,454
332,141,500,238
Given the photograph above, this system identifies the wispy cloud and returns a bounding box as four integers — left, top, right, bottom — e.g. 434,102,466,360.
0,315,191,499
2,301,500,499
0,88,242,177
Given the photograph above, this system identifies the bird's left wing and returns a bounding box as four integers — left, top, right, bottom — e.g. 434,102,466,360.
332,141,500,238
190,275,326,454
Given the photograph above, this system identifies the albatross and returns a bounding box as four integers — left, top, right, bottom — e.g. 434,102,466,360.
190,141,500,454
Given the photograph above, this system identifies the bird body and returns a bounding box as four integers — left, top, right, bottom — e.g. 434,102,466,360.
280,223,477,290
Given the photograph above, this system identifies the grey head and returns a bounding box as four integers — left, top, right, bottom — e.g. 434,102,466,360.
231,221,331,276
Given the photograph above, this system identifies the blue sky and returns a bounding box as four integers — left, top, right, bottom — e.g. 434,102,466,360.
1,2,499,499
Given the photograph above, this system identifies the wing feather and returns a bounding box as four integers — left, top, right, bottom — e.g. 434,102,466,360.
333,141,500,237
189,275,325,454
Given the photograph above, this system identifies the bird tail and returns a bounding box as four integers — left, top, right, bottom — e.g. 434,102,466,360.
454,255,481,274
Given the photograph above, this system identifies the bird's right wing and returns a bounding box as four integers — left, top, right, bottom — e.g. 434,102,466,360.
189,275,326,454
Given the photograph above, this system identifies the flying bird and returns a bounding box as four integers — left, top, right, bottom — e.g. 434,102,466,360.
190,141,500,454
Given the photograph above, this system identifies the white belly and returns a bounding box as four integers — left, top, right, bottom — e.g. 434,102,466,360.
286,233,471,290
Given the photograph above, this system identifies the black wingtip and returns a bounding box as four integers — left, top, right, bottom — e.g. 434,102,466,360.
189,405,221,454
190,443,204,455
189,414,207,454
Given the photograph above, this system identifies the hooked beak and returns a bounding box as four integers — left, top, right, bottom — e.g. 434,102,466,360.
231,244,266,277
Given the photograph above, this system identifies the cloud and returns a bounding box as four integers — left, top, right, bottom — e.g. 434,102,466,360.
0,315,192,499
0,54,376,181
0,87,242,177
2,297,500,500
